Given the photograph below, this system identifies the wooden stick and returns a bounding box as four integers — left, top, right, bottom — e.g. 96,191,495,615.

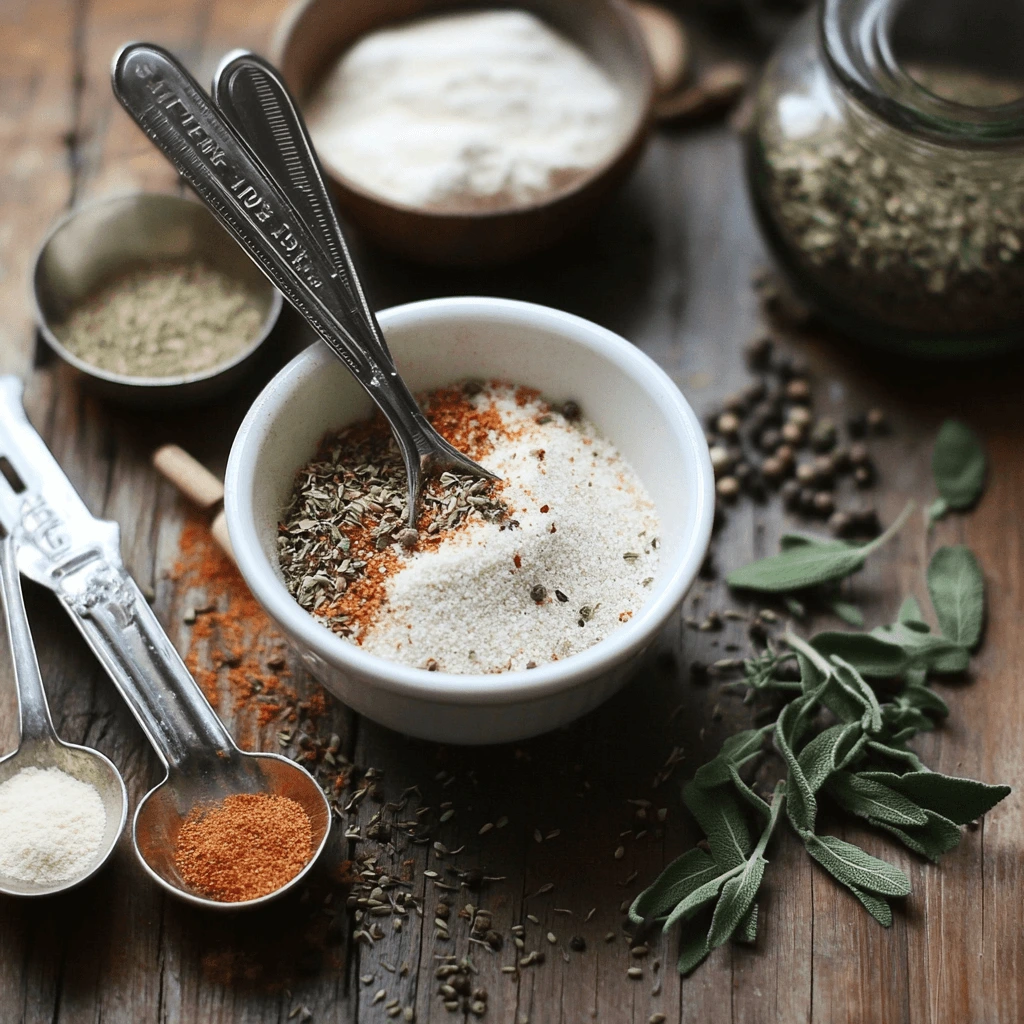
152,444,235,562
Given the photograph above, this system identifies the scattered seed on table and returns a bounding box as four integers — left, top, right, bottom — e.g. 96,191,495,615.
627,967,644,979
614,846,625,860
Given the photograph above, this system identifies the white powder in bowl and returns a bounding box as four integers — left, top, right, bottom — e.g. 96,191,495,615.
358,386,661,673
304,9,627,210
0,766,107,884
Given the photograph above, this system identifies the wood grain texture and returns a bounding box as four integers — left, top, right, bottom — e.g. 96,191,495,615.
0,1,1022,1023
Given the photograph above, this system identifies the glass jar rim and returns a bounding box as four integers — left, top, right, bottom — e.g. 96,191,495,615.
821,0,1024,144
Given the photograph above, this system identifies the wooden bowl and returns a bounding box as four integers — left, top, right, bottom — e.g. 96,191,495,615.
270,0,655,266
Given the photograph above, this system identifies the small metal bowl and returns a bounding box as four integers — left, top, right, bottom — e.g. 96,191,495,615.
271,0,656,267
32,192,283,407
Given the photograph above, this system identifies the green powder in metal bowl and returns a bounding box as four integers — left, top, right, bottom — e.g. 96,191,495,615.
54,261,267,379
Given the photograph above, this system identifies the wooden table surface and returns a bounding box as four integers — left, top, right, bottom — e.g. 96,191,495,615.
1,1,1022,1022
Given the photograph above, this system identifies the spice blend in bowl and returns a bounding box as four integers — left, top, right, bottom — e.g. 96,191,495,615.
226,297,714,743
278,382,660,674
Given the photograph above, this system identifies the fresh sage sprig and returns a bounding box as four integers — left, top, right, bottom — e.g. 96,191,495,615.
929,419,986,522
638,545,1009,977
725,501,913,593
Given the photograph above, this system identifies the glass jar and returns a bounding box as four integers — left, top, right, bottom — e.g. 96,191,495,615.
746,0,1024,356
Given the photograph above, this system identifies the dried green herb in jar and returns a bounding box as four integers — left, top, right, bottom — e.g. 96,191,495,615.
55,262,266,378
755,66,1024,338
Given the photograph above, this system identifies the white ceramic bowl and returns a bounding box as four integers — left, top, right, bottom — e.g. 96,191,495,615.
225,297,713,744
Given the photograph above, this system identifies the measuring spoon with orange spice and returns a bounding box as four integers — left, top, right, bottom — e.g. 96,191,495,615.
0,378,330,908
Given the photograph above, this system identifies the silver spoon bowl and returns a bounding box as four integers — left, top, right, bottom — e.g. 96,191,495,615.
0,533,127,897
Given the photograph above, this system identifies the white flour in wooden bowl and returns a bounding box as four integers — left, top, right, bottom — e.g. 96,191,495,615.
279,383,661,674
303,9,627,211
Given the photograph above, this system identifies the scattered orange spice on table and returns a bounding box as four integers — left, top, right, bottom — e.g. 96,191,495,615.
172,518,329,736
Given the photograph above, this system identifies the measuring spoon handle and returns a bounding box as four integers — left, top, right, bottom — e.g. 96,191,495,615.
0,533,56,744
0,377,236,772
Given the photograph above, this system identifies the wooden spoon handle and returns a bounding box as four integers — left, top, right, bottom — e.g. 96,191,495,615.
152,445,236,562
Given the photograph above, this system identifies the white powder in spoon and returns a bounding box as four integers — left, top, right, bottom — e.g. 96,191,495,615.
304,9,627,210
358,386,660,673
0,766,107,884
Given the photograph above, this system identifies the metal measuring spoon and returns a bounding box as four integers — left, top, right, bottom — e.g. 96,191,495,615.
112,43,497,530
0,533,127,897
0,378,330,908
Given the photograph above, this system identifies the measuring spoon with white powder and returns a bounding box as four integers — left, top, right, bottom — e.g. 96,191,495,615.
0,533,127,896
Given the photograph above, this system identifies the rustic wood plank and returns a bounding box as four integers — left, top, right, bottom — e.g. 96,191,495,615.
2,0,1023,1020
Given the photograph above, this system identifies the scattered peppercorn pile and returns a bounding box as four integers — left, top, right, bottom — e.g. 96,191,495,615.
702,332,889,547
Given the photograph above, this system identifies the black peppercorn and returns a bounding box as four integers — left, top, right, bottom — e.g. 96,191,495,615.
781,479,801,510
854,464,875,488
745,335,774,370
847,412,868,439
463,867,484,891
812,491,835,516
561,400,581,421
570,935,587,952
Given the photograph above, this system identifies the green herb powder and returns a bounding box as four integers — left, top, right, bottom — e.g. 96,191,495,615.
55,262,266,378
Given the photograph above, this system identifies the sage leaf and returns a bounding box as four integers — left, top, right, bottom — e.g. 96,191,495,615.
859,771,1010,825
737,904,758,945
707,855,767,948
726,503,912,593
677,927,712,975
830,657,882,733
776,699,817,833
798,723,861,792
869,810,962,863
693,729,766,789
628,848,718,924
847,885,893,927
683,782,752,870
707,783,786,948
812,632,909,678
897,595,929,632
931,419,985,518
826,771,928,826
927,546,984,650
865,740,926,772
662,868,736,931
803,833,911,896
830,599,865,627
870,622,967,673
899,683,949,718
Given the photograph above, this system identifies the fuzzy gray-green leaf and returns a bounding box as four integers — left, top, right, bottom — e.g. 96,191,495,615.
812,632,910,678
932,419,985,512
859,771,1010,825
803,833,911,896
677,928,712,975
683,783,752,869
707,855,767,948
869,810,963,863
927,546,984,650
827,771,928,826
629,848,718,924
847,885,893,926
